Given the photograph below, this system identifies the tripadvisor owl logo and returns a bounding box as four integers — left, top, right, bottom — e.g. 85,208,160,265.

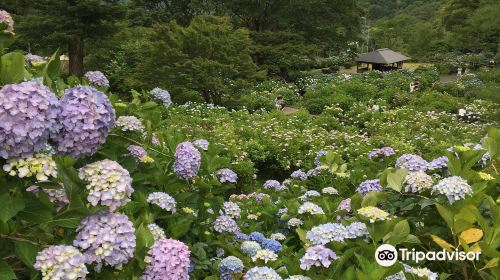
375,244,481,267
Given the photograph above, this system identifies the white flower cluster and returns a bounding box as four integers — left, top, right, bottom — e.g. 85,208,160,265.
3,153,57,181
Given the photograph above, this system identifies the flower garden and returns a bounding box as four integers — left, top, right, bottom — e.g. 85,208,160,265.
1,11,500,280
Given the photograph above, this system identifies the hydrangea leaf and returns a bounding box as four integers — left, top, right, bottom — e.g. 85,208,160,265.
430,235,454,251
460,228,483,245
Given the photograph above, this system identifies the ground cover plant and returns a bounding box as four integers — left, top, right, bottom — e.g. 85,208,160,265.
0,10,499,280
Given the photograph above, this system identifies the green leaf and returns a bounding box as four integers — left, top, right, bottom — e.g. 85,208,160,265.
0,194,25,223
386,168,407,192
0,52,30,84
0,260,16,280
14,241,39,268
435,203,454,230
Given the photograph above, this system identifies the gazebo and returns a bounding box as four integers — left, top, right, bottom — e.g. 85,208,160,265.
355,48,411,73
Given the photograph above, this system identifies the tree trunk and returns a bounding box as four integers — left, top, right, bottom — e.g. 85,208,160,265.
201,89,211,103
68,38,84,77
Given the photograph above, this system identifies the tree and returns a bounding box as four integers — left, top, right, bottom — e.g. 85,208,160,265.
14,0,125,77
135,16,264,104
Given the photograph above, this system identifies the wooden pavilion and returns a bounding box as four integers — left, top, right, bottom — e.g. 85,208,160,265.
355,48,411,73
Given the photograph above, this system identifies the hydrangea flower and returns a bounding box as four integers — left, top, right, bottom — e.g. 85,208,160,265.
287,218,303,228
192,139,209,150
395,154,428,172
270,233,286,241
214,215,239,233
261,239,282,253
147,192,177,213
345,222,370,239
290,170,308,180
0,81,60,159
0,10,14,31
286,276,312,280
115,116,144,132
432,176,472,204
84,71,109,87
404,171,433,193
25,54,46,64
252,249,278,263
427,156,448,171
337,198,351,212
306,223,347,245
55,86,115,158
79,159,134,211
34,245,88,280
127,145,147,158
219,256,244,279
368,147,396,159
27,185,68,209
249,232,266,244
3,153,57,181
244,266,282,280
247,214,258,220
74,211,136,271
306,168,320,177
147,223,166,240
216,168,238,183
402,264,438,280
263,180,282,190
299,190,321,201
322,187,338,195
358,206,391,223
298,202,324,215
141,238,190,280
299,245,337,270
173,141,201,180
223,201,241,218
356,179,383,196
241,241,261,257
151,87,172,108
314,150,327,166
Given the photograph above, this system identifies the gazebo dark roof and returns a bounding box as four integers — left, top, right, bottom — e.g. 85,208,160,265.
356,48,411,64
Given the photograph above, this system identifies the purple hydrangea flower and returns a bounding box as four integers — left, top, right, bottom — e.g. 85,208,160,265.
25,54,46,64
173,141,201,180
395,154,428,172
336,198,352,221
244,266,282,280
214,215,239,233
432,176,472,204
27,185,68,209
147,192,177,213
306,168,320,177
345,222,370,239
147,223,166,240
54,86,115,158
84,71,109,87
34,245,88,280
356,179,383,196
427,156,448,171
0,81,60,159
291,170,308,180
368,147,395,159
314,150,327,166
299,245,338,270
116,116,144,132
263,180,282,190
0,10,14,31
216,168,238,183
306,223,347,245
74,211,136,272
151,87,172,108
78,159,134,211
127,145,147,158
141,238,191,280
192,139,209,150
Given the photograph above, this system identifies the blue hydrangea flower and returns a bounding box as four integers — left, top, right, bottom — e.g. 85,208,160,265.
216,168,238,183
0,81,60,159
299,245,337,270
396,154,428,172
427,156,448,171
173,141,201,180
54,86,115,158
219,256,244,280
115,116,144,132
291,170,308,180
84,71,109,87
147,192,177,213
261,239,282,253
356,179,383,196
306,223,347,245
345,222,370,239
432,176,472,204
244,266,282,280
314,150,327,166
249,232,266,244
263,180,282,190
241,241,261,257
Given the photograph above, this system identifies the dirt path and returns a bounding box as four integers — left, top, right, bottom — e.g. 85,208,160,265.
439,74,458,83
282,106,299,115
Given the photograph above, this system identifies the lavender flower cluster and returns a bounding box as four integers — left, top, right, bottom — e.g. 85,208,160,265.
0,81,60,159
356,179,383,196
314,150,327,166
27,185,69,209
306,222,369,245
115,116,144,132
244,266,282,280
214,215,239,233
78,159,134,211
298,202,325,215
241,241,261,257
74,211,136,271
426,156,448,171
147,192,177,212
84,71,109,87
141,238,191,280
151,87,172,108
368,147,395,159
432,176,472,204
148,223,166,240
395,154,428,172
223,201,241,218
25,53,46,64
219,256,244,280
216,168,238,183
55,86,115,158
173,141,201,180
192,139,209,150
290,170,308,180
299,245,337,270
34,245,88,280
